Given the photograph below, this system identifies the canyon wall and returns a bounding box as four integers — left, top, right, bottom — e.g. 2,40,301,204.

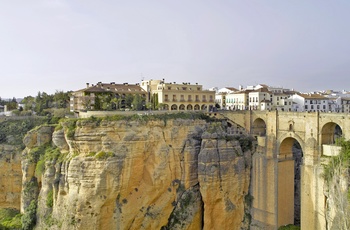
20,117,254,230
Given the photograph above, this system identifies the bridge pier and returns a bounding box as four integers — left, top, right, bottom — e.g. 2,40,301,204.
220,110,350,230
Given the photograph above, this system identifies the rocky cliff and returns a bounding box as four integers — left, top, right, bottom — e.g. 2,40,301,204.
20,115,254,230
0,144,22,210
0,117,46,212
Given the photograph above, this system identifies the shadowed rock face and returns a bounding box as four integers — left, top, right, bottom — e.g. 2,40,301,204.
20,118,254,230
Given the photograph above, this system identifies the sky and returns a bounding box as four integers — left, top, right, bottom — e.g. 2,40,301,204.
1,0,350,98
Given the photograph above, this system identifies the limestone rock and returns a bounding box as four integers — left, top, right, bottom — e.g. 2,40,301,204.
0,144,22,210
19,118,253,230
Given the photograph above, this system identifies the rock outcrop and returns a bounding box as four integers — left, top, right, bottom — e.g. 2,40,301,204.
0,144,22,210
20,117,254,230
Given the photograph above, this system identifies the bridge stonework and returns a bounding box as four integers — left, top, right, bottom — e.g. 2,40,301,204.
218,111,350,230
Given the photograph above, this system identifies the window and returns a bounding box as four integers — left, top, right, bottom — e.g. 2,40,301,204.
305,105,308,109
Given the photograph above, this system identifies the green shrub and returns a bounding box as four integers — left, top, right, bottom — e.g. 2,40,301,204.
21,200,37,230
28,143,50,163
0,118,47,147
46,190,53,208
95,151,114,160
0,208,22,229
278,224,300,230
35,160,45,177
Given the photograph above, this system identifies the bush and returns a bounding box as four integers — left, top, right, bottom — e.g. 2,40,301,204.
278,224,300,230
46,190,53,208
95,151,114,160
21,200,37,230
0,118,47,147
0,208,22,229
35,160,45,177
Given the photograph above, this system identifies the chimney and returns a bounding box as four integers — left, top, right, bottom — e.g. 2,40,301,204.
86,83,90,88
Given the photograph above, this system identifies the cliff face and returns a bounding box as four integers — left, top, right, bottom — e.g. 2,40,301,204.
21,118,254,230
0,144,22,210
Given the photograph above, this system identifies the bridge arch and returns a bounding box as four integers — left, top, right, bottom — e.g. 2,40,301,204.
251,118,266,136
277,135,304,227
321,122,342,145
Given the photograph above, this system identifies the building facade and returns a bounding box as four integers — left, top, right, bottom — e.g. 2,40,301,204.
70,82,147,112
140,80,216,111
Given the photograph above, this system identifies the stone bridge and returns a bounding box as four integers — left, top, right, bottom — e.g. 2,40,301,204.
216,110,350,229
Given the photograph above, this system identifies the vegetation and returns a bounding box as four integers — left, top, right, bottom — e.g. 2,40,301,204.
95,151,114,160
21,91,71,116
0,117,47,147
21,200,37,230
34,146,64,177
46,190,54,208
278,224,300,230
0,97,18,111
0,208,22,229
322,138,350,229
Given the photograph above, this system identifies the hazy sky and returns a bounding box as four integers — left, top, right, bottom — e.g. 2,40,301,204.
1,0,350,98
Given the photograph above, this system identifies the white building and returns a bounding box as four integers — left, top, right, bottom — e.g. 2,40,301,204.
290,93,330,112
225,90,250,110
215,87,238,109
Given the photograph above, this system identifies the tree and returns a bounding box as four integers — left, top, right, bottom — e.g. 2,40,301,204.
53,90,70,108
22,96,35,111
5,97,18,110
132,94,144,110
125,94,134,109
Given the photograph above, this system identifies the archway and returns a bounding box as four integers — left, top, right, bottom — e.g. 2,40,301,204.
321,122,342,145
252,118,266,136
278,137,303,227
194,104,200,110
179,104,185,110
171,104,178,110
187,104,193,110
201,105,207,110
163,104,169,110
